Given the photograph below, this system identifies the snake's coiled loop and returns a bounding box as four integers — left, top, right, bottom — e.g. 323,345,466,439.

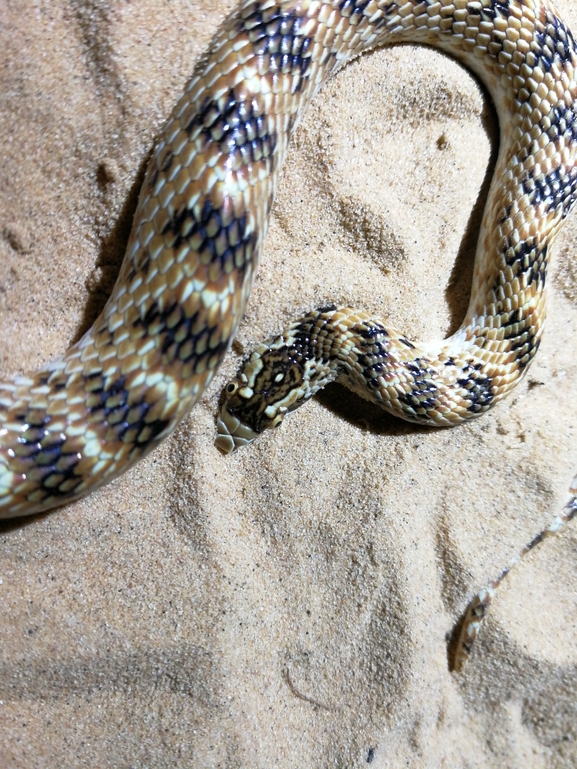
1,0,576,518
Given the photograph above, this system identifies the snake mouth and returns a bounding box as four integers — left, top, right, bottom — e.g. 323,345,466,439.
215,405,259,454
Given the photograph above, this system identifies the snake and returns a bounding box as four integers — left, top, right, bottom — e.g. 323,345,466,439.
2,0,577,666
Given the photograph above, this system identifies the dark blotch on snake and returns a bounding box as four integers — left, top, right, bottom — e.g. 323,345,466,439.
185,91,279,168
85,373,173,447
136,300,231,370
161,198,257,275
534,10,577,71
456,365,495,413
476,0,511,23
238,3,314,82
522,165,577,217
9,419,83,502
508,322,540,371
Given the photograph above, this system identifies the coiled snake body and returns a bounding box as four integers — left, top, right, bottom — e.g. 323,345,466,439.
2,0,577,665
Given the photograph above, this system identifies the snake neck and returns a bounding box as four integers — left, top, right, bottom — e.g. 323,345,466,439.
216,303,520,452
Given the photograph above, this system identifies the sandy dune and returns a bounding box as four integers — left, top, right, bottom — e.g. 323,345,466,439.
1,1,576,766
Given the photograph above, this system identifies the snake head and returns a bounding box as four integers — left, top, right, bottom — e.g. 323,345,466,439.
215,344,309,453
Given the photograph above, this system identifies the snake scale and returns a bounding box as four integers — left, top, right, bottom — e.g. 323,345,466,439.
2,0,577,667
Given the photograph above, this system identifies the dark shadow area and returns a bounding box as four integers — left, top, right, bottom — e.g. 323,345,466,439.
315,381,442,439
71,148,153,343
455,627,577,751
0,510,50,534
0,641,215,703
444,80,500,335
446,605,469,672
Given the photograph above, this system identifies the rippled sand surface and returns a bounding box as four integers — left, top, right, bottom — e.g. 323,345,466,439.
1,1,576,766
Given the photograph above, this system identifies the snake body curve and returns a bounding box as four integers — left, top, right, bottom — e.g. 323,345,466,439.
1,0,576,518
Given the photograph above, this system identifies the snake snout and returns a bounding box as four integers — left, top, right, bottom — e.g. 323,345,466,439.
215,404,259,454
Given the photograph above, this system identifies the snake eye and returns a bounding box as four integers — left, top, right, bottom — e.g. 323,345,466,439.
226,382,238,395
272,415,284,428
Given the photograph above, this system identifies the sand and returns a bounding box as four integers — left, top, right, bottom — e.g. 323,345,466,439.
1,0,576,766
